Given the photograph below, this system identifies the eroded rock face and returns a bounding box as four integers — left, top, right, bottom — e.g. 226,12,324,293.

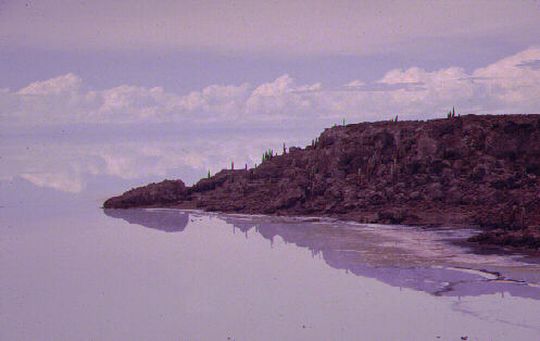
104,114,540,249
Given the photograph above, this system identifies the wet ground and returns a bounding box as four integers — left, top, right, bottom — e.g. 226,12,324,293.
2,203,540,340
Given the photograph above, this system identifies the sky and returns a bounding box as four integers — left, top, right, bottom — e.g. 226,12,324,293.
1,0,540,202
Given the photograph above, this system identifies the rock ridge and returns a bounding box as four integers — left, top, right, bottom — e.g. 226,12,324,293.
104,114,540,249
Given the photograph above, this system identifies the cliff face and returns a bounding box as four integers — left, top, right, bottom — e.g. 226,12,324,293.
104,114,540,249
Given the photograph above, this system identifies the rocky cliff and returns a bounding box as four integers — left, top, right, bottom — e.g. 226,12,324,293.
104,114,540,249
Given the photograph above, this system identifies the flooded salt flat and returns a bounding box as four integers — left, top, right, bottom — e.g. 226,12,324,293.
2,204,540,340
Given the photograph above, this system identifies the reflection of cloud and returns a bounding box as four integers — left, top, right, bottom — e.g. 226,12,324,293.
3,48,540,194
20,172,84,193
1,134,300,193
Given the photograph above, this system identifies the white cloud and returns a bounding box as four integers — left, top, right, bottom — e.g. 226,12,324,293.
3,47,539,128
371,66,474,114
472,48,540,111
250,74,294,97
3,47,540,193
97,85,179,121
338,47,540,118
245,74,321,117
17,73,82,95
178,83,250,119
345,80,365,89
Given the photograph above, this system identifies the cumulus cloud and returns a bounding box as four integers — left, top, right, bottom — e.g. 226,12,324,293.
370,66,474,114
3,47,539,128
336,47,540,118
3,48,540,194
17,73,82,95
245,74,321,118
178,83,250,120
472,48,540,111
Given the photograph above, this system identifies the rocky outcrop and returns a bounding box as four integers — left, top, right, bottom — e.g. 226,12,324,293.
103,114,540,249
104,179,187,208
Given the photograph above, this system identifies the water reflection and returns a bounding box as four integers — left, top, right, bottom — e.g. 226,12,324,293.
223,215,540,300
104,208,189,232
103,208,540,300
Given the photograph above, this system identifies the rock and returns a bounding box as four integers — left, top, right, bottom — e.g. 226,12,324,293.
104,114,540,249
103,180,186,208
409,191,422,201
377,209,407,224
274,187,304,209
422,182,445,202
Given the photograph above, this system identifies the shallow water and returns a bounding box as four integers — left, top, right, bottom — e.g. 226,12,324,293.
1,202,540,340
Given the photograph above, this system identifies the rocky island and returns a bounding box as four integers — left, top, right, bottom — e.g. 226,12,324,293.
104,114,540,250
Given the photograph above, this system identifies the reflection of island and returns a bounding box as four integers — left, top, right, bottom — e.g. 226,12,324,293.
102,208,539,299
104,208,189,232
220,215,540,300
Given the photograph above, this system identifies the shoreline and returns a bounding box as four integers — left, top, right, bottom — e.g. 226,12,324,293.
105,204,540,254
104,114,540,252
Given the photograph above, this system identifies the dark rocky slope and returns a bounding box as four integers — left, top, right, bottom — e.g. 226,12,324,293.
104,114,540,249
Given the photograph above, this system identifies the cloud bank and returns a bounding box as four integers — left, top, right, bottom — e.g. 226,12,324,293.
2,48,540,194
2,48,540,127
